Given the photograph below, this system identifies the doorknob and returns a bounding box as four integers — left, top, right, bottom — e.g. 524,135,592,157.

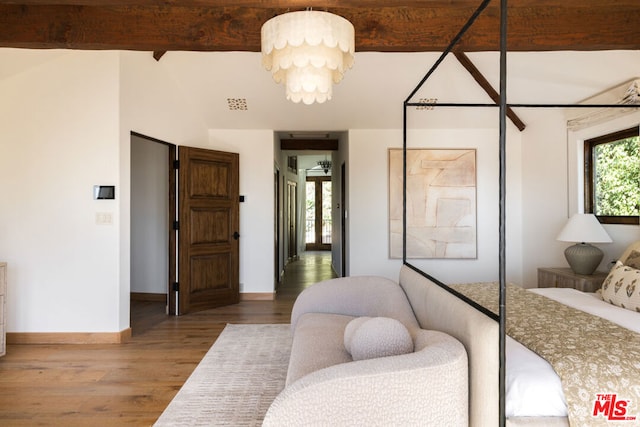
233,231,240,240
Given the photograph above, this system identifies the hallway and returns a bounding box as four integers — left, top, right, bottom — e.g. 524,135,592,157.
130,250,337,334
276,250,338,302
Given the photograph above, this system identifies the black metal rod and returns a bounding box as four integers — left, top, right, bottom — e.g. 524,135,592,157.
403,102,408,263
404,0,493,103
404,261,500,322
406,102,640,109
498,0,508,425
509,103,640,109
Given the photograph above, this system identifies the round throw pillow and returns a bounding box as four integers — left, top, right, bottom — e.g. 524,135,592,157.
343,316,371,354
347,317,414,361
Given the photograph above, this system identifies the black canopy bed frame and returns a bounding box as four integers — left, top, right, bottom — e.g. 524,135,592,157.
400,0,640,426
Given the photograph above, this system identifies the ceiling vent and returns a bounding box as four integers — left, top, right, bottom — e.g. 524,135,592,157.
227,98,248,111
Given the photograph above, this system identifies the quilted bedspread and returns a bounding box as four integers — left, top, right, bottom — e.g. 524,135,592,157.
450,282,640,426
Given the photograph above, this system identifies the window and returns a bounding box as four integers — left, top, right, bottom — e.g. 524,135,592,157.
584,126,639,225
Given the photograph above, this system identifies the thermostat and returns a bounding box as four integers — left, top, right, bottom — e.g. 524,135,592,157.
94,185,115,200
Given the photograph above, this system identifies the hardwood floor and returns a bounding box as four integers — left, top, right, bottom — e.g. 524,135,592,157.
0,251,336,426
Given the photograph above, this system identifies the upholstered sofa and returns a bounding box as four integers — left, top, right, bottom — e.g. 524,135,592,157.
262,272,469,426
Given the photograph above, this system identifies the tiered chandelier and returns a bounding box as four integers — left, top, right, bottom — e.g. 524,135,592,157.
261,10,355,105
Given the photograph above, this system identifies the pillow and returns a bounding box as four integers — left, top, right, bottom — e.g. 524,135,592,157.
624,250,640,269
343,316,371,354
344,316,413,361
601,261,640,312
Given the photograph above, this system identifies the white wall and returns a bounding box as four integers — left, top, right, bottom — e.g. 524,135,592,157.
348,125,524,285
0,49,216,333
208,129,275,294
2,47,638,334
521,109,640,287
119,51,213,328
130,135,169,294
0,50,122,332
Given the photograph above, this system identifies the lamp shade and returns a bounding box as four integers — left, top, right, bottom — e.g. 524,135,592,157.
556,213,612,243
261,10,355,104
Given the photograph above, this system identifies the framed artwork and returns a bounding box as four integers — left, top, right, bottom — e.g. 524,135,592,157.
389,148,477,259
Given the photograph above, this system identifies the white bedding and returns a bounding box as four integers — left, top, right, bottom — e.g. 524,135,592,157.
506,287,640,417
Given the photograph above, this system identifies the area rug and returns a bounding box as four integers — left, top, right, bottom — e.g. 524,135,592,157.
154,323,292,427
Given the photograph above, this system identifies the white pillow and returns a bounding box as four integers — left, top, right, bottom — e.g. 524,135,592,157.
343,316,371,354
601,261,640,312
345,316,413,361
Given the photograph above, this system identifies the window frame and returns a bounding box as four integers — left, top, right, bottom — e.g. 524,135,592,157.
583,126,639,225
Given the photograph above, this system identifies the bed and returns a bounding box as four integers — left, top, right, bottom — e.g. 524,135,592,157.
504,241,640,425
402,241,640,427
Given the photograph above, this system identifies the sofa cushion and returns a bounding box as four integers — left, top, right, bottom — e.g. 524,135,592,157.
290,275,420,332
347,317,414,361
286,312,354,386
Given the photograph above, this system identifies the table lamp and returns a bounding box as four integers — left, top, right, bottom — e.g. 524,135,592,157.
556,213,612,275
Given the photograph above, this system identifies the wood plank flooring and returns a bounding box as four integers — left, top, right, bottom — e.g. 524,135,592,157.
0,252,336,426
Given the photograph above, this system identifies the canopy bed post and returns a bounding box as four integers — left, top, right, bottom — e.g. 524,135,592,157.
401,0,639,425
402,0,506,424
402,0,640,427
497,0,508,425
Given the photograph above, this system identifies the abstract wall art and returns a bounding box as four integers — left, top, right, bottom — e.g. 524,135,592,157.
389,148,477,259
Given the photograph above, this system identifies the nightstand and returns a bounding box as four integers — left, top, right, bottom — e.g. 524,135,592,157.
537,267,608,292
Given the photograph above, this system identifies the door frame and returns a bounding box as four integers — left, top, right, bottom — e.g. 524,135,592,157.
129,131,177,315
341,161,347,277
305,175,331,251
287,180,298,260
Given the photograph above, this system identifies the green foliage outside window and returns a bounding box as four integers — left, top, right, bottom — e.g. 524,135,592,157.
593,136,640,216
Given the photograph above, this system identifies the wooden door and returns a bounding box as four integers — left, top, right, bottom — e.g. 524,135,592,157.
177,146,240,315
287,181,297,260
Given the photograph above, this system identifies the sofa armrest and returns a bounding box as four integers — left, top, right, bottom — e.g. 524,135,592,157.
290,276,419,331
263,330,468,427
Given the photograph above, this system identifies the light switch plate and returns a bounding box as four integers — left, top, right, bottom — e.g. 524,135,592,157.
96,212,113,225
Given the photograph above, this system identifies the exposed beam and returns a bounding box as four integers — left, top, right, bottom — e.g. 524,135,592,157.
152,50,166,61
280,139,339,151
453,51,526,131
0,1,638,52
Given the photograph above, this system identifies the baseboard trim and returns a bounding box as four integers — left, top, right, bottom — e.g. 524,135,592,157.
7,328,132,345
240,292,275,301
131,292,166,302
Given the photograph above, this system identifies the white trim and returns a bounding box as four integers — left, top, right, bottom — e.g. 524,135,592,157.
565,79,640,131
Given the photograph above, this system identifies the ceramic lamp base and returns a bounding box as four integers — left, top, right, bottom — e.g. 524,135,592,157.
564,243,603,275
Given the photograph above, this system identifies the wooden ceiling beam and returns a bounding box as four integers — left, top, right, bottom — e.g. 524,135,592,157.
152,51,166,61
0,1,638,52
453,51,526,131
280,139,339,151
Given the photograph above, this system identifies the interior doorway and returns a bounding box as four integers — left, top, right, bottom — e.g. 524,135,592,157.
275,132,346,285
130,132,176,332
